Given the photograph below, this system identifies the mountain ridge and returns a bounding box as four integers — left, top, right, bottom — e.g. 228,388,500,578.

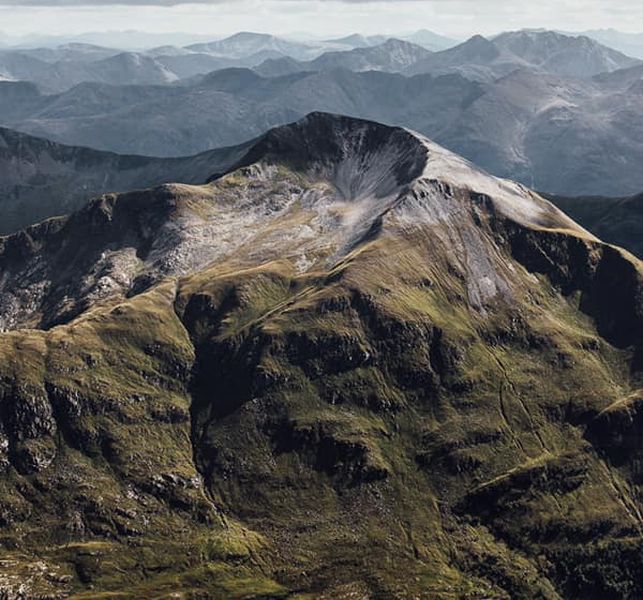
0,124,255,234
407,30,641,79
0,113,641,598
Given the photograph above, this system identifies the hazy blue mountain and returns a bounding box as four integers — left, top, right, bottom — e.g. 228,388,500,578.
186,32,317,61
572,28,643,60
256,38,432,76
10,43,121,64
0,125,254,234
0,50,178,92
401,29,459,51
323,33,388,49
407,30,640,80
494,30,640,77
2,29,643,196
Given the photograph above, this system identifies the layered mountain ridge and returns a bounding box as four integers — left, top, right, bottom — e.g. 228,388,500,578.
0,125,255,234
4,41,643,197
0,113,641,599
0,113,588,332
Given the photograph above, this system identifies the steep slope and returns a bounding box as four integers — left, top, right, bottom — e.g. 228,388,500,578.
0,113,641,598
574,28,643,60
0,126,255,234
547,192,643,258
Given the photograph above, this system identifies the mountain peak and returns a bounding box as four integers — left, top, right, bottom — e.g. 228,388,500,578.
225,31,275,42
0,112,641,599
450,34,500,60
0,112,589,330
494,29,640,76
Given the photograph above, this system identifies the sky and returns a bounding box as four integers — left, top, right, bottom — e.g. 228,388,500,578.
1,0,643,42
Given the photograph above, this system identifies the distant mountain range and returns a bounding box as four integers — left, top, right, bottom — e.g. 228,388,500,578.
2,29,636,93
0,126,253,234
407,30,640,80
0,30,456,93
1,29,643,197
256,38,432,76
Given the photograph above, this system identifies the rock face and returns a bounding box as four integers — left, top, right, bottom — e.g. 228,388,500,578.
0,113,641,599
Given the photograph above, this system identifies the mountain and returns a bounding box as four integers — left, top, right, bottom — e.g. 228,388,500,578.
154,52,238,79
186,32,316,61
10,43,121,64
257,38,432,76
407,30,641,80
325,30,457,52
0,50,179,92
0,69,475,155
401,28,459,51
494,30,641,78
573,29,643,60
3,122,639,259
592,62,643,90
0,126,255,234
0,113,641,598
324,33,386,49
3,30,219,50
406,34,518,81
0,51,51,85
87,52,179,85
547,191,643,258
4,64,643,197
254,56,309,78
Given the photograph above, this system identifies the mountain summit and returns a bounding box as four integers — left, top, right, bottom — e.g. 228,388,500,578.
0,113,641,598
0,112,586,331
408,29,641,79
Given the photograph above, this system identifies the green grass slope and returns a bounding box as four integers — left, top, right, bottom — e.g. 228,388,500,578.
0,114,640,598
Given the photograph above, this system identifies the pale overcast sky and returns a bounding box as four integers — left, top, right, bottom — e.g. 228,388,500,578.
1,0,642,40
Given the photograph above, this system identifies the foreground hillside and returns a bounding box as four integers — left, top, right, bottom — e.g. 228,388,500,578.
0,114,641,598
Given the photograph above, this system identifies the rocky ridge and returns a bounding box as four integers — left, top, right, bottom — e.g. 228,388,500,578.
0,113,640,598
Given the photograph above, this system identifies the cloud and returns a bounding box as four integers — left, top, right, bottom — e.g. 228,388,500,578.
0,0,461,4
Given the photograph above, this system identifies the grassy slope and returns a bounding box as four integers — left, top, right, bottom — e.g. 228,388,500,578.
0,178,640,598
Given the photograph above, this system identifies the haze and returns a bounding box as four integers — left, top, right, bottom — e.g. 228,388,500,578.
1,0,643,44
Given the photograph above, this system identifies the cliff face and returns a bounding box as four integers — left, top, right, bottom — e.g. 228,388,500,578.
0,113,641,599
